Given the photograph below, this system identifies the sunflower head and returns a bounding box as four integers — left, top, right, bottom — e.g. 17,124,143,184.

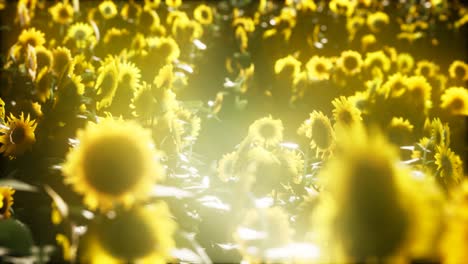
35,46,53,71
0,186,15,219
174,107,201,148
332,96,362,129
415,60,438,79
65,22,96,50
248,116,284,147
62,117,164,211
306,56,333,81
18,27,45,49
194,4,213,25
0,113,37,158
338,50,363,76
166,0,182,9
405,75,432,111
52,46,73,77
380,73,408,98
448,60,468,82
440,87,468,116
367,11,389,33
121,1,141,22
217,151,238,182
49,2,74,24
95,58,119,110
99,0,118,20
303,111,335,152
274,55,301,79
329,0,356,17
137,6,161,32
435,145,463,188
396,53,414,74
146,37,180,64
387,117,414,146
364,50,391,73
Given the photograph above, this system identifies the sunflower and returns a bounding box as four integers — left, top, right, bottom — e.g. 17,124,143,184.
300,111,335,153
0,186,15,219
121,0,141,22
346,15,365,41
62,117,164,211
248,116,284,147
65,22,96,50
406,75,432,109
0,97,4,120
99,0,118,20
364,50,391,73
435,145,463,187
440,87,468,116
0,113,37,158
397,53,414,73
329,0,356,17
217,151,238,182
174,107,201,147
81,202,176,263
137,6,161,32
153,64,174,90
103,28,130,54
144,0,161,9
415,60,438,79
95,59,119,110
361,34,377,52
35,67,53,102
274,55,301,78
275,148,304,184
367,11,389,33
381,73,408,98
194,4,213,25
17,27,45,48
448,60,468,82
166,0,182,8
332,96,362,128
171,18,203,42
51,46,73,77
387,117,414,145
306,56,333,81
312,126,418,262
429,118,450,147
131,82,156,118
166,10,188,26
337,50,363,76
49,2,74,24
146,37,180,64
35,46,53,71
118,61,141,92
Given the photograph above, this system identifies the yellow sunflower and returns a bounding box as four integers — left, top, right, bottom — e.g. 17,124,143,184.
381,73,408,98
64,22,96,50
81,202,176,263
435,145,463,186
429,118,450,147
0,186,15,219
153,64,174,90
248,116,284,147
0,113,37,158
35,45,53,71
367,11,389,33
337,50,363,76
364,50,391,73
146,37,180,63
306,56,333,81
329,0,356,17
332,96,362,128
131,82,155,118
49,2,74,24
361,33,377,52
217,151,238,182
0,97,4,120
120,1,141,22
300,111,335,153
448,60,468,82
51,46,73,77
171,18,203,42
18,27,45,48
194,4,213,25
95,59,119,110
174,107,201,147
387,117,414,145
99,0,118,20
440,87,468,116
274,55,301,78
62,117,164,211
415,60,438,79
35,67,53,103
145,0,161,9
166,0,182,8
138,6,161,32
406,75,432,109
118,61,141,92
275,148,304,184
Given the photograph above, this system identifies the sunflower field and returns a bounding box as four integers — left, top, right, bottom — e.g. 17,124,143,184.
0,0,467,263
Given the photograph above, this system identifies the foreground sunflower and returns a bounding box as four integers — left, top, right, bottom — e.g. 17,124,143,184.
440,87,468,116
0,113,37,158
248,116,284,147
0,186,15,219
62,117,164,211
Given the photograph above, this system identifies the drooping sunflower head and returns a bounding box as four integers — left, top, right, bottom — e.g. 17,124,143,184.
35,46,53,71
274,148,304,184
103,28,130,54
306,56,333,81
118,61,142,92
367,11,389,33
332,96,362,128
65,22,96,50
338,50,362,76
361,33,377,52
51,46,73,77
153,64,174,90
448,60,468,82
131,82,156,118
396,53,414,74
99,0,118,20
440,87,468,116
415,60,438,79
307,111,335,152
387,117,414,146
35,66,54,103
346,16,365,41
49,2,74,25
274,55,301,79
0,113,37,158
429,118,451,147
435,145,463,188
171,17,203,43
194,4,213,25
62,117,164,211
0,186,15,219
248,116,284,147
18,27,45,49
82,202,176,262
95,58,119,110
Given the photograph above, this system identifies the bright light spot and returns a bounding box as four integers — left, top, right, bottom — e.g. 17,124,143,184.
412,170,426,180
280,142,299,149
236,227,267,240
193,39,207,50
216,243,239,250
82,210,94,220
198,195,230,211
171,248,203,263
208,100,215,107
224,78,237,88
178,63,194,74
265,243,321,260
255,197,274,208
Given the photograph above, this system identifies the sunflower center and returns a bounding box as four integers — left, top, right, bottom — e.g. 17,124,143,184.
315,63,326,73
420,66,430,77
259,123,277,140
104,6,112,15
25,37,37,47
11,125,26,144
311,120,332,150
338,110,353,125
0,197,8,215
454,65,466,79
140,10,155,27
74,30,86,40
344,56,358,70
59,7,70,19
83,135,146,196
450,97,464,110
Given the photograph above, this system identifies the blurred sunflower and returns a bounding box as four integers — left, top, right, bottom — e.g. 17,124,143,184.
51,46,73,76
166,0,182,9
64,22,96,50
306,56,333,81
172,18,203,42
0,186,15,219
99,0,118,20
381,73,407,98
329,0,355,17
153,64,174,90
49,2,74,25
0,113,37,158
35,45,53,71
275,148,304,184
118,61,141,91
62,117,164,211
274,55,301,78
440,87,468,115
435,145,463,186
174,107,201,147
81,202,176,263
367,11,389,33
448,60,468,82
406,75,432,109
429,118,450,147
145,0,161,9
217,151,238,182
18,27,45,48
332,96,362,128
146,37,180,64
397,53,414,73
337,50,362,76
301,111,335,153
35,67,53,102
361,34,377,52
248,116,284,147
415,60,438,79
0,97,4,120
194,4,213,25
137,6,161,33
95,59,119,110
387,117,414,146
120,1,141,22
364,50,391,73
